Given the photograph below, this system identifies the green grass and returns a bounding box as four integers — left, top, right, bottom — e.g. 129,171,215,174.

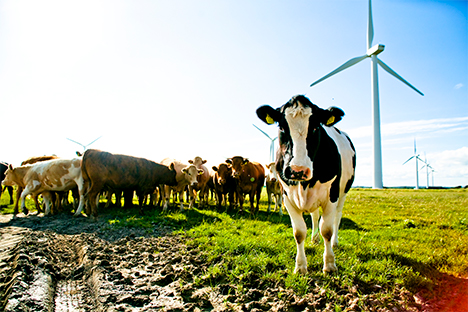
1,187,467,309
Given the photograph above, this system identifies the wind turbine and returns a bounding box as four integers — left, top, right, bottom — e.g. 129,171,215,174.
420,153,434,189
310,0,424,189
66,136,102,152
253,124,277,163
403,140,426,190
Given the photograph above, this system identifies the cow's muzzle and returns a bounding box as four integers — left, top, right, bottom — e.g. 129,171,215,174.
285,165,312,181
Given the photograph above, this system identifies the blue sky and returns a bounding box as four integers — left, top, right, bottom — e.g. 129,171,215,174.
1,0,467,187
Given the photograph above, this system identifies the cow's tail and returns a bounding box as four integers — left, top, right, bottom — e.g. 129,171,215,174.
81,150,92,198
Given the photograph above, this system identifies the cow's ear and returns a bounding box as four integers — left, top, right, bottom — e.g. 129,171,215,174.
256,105,281,125
188,160,194,164
8,164,13,170
212,166,218,172
198,169,204,175
321,106,345,126
202,160,207,164
243,158,250,165
170,163,175,170
182,167,188,174
225,159,232,164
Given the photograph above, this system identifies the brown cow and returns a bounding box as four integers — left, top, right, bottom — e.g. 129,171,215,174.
212,163,237,209
188,156,210,208
226,156,265,213
81,149,177,218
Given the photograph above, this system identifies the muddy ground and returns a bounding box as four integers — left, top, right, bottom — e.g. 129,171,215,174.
0,213,466,312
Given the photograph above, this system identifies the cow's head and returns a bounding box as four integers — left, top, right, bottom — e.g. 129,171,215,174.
265,162,279,183
256,95,344,182
225,156,249,179
182,164,204,186
1,164,16,186
188,157,207,167
212,163,232,185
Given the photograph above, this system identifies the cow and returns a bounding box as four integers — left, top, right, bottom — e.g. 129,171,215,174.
256,95,356,274
211,162,237,209
226,156,265,213
2,158,85,216
81,149,177,218
188,157,210,208
14,155,60,214
160,158,203,211
265,162,283,216
0,162,14,205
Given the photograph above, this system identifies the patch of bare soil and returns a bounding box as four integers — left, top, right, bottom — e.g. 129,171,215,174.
414,274,468,312
1,213,466,312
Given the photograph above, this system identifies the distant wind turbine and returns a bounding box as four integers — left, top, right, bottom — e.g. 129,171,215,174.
66,136,102,152
253,124,277,163
310,0,424,189
420,153,434,189
403,140,426,190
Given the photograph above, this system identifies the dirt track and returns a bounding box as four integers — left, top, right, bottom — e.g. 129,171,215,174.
0,214,317,312
1,213,466,312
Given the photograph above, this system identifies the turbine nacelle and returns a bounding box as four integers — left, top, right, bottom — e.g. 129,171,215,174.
367,44,385,56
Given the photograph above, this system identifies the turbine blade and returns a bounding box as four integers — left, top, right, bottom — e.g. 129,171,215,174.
377,58,424,96
253,124,273,140
367,0,374,50
310,55,368,87
403,156,415,165
86,136,102,147
66,138,85,148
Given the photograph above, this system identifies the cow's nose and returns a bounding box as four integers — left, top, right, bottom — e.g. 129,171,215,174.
286,165,311,181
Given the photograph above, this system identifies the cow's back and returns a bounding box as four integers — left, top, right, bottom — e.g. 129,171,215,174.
323,127,356,195
83,150,150,189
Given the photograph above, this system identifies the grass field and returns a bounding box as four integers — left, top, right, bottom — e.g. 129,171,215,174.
1,187,467,309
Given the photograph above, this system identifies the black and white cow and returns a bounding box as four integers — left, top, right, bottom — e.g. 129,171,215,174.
256,95,356,274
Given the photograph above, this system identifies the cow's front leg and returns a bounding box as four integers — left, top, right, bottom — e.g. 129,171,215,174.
267,191,272,213
188,187,196,209
237,189,244,212
321,203,338,273
179,190,185,211
311,209,320,244
284,197,308,274
277,193,283,216
162,186,171,211
19,188,32,215
42,192,52,216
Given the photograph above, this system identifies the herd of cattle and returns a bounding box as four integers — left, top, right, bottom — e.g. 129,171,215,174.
0,151,283,218
1,95,356,274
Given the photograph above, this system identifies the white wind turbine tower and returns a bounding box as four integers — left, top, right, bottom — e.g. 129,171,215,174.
310,0,424,189
420,153,434,189
253,124,277,163
403,140,426,190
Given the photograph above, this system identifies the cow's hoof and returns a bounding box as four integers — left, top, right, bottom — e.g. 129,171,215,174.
323,263,338,274
294,266,308,275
